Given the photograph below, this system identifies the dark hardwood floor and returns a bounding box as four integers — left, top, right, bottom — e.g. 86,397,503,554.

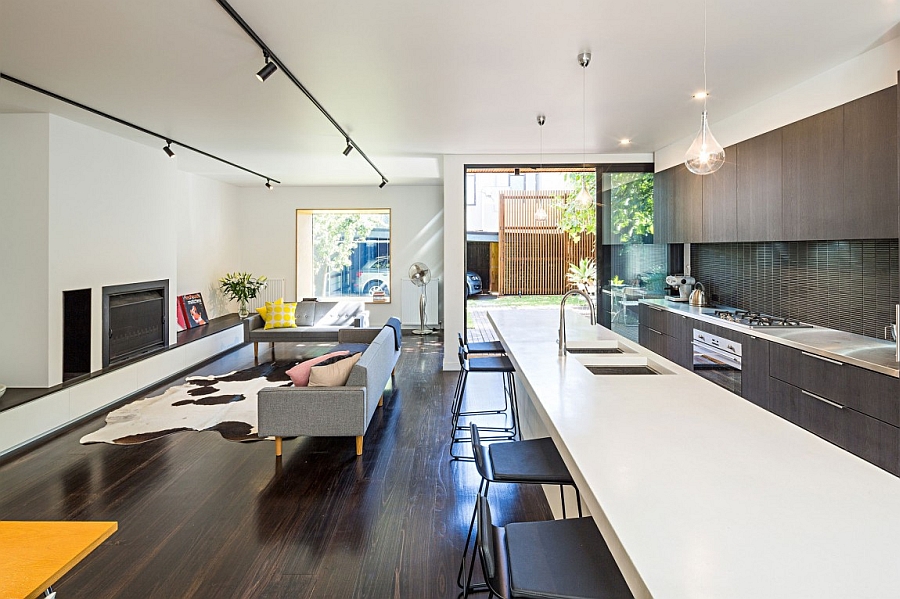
0,337,551,598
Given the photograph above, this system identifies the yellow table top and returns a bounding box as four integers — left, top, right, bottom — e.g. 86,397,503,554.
0,521,117,599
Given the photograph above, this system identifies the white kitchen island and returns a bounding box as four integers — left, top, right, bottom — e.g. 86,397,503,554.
488,308,900,599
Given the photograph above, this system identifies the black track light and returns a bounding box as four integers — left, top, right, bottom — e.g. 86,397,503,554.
265,179,273,190
342,140,353,156
163,141,175,157
256,54,278,82
379,179,387,189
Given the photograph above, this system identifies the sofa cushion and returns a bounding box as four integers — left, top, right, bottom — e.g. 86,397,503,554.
257,298,283,321
309,352,362,387
315,301,366,327
264,301,298,329
286,351,350,386
295,300,318,326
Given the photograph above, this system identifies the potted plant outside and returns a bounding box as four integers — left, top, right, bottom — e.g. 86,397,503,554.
566,258,597,295
219,272,267,318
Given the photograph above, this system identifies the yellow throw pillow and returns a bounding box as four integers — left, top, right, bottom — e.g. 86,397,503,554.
256,298,283,320
308,352,362,387
263,301,298,329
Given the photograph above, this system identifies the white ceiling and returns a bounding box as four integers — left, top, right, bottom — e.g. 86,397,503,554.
1,0,899,187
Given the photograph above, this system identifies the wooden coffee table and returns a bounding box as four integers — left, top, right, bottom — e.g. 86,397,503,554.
0,521,117,599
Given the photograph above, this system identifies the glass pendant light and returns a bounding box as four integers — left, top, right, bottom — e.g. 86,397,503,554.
534,114,548,221
684,0,724,175
685,111,725,174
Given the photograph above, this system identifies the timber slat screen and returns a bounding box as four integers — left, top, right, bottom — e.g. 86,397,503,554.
499,191,595,295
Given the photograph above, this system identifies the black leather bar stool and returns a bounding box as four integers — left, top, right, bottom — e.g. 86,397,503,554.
468,493,634,599
458,332,506,356
457,423,582,594
450,347,519,461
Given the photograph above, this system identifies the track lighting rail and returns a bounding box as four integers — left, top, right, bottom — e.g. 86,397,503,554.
214,0,388,187
0,72,280,187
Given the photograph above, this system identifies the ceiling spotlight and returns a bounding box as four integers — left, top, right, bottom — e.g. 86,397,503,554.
256,53,278,82
619,138,631,145
163,141,175,157
342,139,354,156
692,91,709,100
379,179,387,189
265,179,273,190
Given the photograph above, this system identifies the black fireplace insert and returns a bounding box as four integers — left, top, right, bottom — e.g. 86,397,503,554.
102,280,169,367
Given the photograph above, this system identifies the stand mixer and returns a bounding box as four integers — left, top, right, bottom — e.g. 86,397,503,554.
665,275,695,301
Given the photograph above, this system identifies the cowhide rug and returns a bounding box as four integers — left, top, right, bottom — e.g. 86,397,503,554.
80,362,293,445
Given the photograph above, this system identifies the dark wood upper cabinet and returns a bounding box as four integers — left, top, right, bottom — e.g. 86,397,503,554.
735,130,783,242
659,85,896,244
782,105,844,241
653,168,672,245
842,86,899,239
673,164,703,243
701,146,737,242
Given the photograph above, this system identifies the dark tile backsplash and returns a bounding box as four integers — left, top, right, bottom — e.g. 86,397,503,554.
691,240,899,339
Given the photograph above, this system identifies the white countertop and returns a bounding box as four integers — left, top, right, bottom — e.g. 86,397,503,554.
489,308,900,599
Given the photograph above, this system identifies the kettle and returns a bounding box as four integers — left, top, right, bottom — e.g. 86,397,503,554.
689,282,708,306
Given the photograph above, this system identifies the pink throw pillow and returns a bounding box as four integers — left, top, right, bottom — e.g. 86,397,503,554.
286,351,350,386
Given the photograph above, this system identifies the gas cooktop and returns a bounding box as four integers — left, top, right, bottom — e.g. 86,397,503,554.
707,309,813,329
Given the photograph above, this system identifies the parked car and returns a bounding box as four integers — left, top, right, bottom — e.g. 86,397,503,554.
466,271,482,296
353,256,390,296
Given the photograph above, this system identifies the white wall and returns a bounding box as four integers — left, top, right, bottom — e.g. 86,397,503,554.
47,116,178,378
655,35,900,171
238,185,444,327
0,114,51,386
0,114,243,388
442,152,654,370
175,173,242,317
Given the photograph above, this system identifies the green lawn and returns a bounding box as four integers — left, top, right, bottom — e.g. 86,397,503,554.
467,293,596,328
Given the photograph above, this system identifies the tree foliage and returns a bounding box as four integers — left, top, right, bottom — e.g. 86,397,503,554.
609,173,654,244
555,173,596,245
313,213,384,293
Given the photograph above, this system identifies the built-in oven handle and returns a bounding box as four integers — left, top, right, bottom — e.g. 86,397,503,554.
801,351,843,367
648,327,664,335
801,389,844,410
693,341,742,368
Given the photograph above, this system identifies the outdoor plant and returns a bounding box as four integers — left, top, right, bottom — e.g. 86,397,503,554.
219,272,267,318
566,258,597,292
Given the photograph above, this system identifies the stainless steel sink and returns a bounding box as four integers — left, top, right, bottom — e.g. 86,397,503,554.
566,347,625,354
586,365,660,375
571,353,673,375
564,340,635,355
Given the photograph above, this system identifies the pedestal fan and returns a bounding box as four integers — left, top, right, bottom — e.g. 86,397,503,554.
408,262,433,335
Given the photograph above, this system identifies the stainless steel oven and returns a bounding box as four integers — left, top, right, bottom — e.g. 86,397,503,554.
692,329,742,395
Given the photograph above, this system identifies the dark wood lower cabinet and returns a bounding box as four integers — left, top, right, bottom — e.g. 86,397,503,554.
741,335,769,410
638,325,669,357
666,312,693,368
768,376,900,476
769,343,899,427
636,305,900,477
843,408,900,475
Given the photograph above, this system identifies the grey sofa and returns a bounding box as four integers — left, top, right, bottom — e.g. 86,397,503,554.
257,322,401,456
244,299,369,359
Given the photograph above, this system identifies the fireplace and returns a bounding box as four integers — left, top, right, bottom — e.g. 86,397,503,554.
102,280,169,368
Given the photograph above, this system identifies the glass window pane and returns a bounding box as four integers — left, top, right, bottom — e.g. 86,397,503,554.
297,209,391,302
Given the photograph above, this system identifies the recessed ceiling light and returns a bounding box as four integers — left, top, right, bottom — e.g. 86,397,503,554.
692,91,709,100
619,138,631,145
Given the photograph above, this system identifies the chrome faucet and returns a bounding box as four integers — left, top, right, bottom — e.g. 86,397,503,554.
559,289,597,356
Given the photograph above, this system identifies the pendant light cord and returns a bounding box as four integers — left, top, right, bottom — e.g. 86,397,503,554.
703,0,708,113
582,63,587,168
